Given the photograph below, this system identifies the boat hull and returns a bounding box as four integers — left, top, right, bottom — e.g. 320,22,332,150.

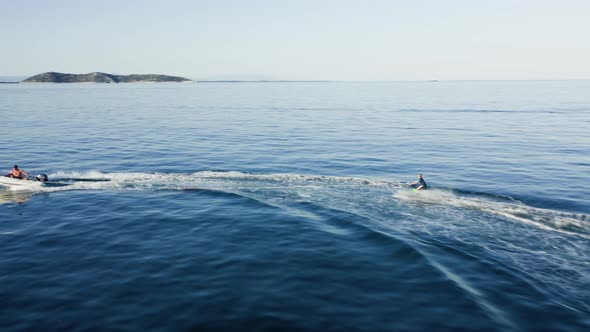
0,176,44,190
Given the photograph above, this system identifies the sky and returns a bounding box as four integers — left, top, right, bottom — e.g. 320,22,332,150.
1,0,589,80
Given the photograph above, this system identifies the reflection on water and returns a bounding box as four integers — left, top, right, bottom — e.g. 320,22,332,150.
0,190,32,205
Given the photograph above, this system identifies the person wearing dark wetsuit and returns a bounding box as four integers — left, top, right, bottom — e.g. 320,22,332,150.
410,174,427,190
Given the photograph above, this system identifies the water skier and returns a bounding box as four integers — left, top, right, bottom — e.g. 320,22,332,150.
408,174,427,190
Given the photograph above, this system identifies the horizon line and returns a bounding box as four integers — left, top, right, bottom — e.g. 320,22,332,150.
1,75,590,83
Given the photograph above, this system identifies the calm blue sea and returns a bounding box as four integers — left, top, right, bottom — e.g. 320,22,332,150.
1,81,589,331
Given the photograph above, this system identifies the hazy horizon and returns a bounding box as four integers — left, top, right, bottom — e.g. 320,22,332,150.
2,75,590,83
2,0,589,80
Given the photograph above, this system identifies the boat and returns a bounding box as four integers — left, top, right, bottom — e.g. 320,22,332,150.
0,175,47,190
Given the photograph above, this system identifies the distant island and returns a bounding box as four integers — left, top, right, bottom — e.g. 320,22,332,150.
21,72,192,83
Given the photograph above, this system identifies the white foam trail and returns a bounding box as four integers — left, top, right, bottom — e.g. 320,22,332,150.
10,170,589,239
393,189,590,239
42,171,393,192
49,170,108,180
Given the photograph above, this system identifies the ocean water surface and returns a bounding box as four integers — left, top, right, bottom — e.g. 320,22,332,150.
1,81,589,331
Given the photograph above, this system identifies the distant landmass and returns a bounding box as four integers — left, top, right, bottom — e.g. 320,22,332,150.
21,72,192,83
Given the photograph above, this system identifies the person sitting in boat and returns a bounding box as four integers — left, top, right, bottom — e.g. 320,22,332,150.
408,174,427,190
7,165,29,179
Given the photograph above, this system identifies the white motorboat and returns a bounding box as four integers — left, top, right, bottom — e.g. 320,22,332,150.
0,175,46,190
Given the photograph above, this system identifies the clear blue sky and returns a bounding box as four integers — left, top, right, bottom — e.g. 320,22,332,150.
1,0,588,80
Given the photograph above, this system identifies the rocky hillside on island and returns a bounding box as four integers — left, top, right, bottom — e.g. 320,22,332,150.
21,72,192,83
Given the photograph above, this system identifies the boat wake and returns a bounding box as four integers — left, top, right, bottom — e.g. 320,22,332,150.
2,170,588,239
394,189,589,239
3,169,589,316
